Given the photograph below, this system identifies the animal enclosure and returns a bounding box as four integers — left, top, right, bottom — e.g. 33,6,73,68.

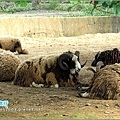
0,16,120,119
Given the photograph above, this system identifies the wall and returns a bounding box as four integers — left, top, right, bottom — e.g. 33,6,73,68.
0,16,119,38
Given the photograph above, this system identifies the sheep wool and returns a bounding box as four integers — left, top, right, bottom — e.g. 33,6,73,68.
0,49,21,81
0,36,28,54
13,51,84,88
13,55,72,87
89,63,120,100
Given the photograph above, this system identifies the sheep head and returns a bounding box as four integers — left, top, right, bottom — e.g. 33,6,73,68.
91,48,119,67
91,51,104,67
14,41,20,51
14,40,28,54
58,51,86,75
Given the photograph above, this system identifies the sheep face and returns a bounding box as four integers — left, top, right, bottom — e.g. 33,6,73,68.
91,51,106,67
12,40,21,52
69,55,81,74
91,48,120,67
58,51,86,75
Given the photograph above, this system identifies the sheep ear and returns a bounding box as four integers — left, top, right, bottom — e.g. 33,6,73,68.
74,51,80,60
75,51,80,56
0,43,2,48
96,51,101,59
113,48,119,52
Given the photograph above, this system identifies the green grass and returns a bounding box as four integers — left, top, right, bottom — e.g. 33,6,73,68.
0,1,114,16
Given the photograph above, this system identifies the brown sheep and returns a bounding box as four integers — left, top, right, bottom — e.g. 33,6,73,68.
0,36,28,54
0,49,21,81
13,51,86,88
79,62,120,100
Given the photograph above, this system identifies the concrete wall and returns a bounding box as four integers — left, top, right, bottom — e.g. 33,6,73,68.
0,16,119,38
63,16,120,37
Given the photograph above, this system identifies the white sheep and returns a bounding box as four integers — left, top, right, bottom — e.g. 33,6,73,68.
79,62,120,100
0,36,28,54
0,49,21,81
13,51,87,88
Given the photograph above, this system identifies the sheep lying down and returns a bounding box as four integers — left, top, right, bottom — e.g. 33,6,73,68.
13,51,86,88
91,48,120,67
79,62,120,100
0,49,21,81
0,36,28,54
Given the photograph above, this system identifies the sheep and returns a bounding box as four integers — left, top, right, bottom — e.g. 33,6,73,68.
79,61,120,100
13,51,87,88
0,49,21,81
75,66,95,91
91,48,120,68
0,36,28,54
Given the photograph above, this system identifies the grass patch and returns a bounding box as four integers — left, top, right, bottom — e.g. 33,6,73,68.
0,1,114,16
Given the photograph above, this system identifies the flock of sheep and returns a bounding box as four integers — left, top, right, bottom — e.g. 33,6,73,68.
0,36,120,100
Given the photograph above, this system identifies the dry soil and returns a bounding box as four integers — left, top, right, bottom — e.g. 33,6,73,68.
0,32,120,119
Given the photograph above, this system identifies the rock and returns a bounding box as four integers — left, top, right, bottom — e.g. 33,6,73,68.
103,103,110,107
61,114,69,117
105,111,110,114
115,103,120,108
85,103,91,106
105,104,109,107
95,105,99,108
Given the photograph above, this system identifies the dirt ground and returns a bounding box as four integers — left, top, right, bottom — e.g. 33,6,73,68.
0,32,120,119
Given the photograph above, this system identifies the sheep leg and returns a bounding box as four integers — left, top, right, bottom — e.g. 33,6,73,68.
46,72,59,88
68,75,76,86
31,82,44,88
78,85,90,98
81,87,90,90
79,92,89,98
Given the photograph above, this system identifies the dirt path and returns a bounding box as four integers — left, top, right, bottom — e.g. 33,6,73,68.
0,33,120,119
0,9,81,17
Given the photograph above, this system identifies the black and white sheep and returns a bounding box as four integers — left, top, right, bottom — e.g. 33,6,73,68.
0,49,21,81
0,36,28,54
91,48,120,68
79,61,120,100
13,51,86,88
